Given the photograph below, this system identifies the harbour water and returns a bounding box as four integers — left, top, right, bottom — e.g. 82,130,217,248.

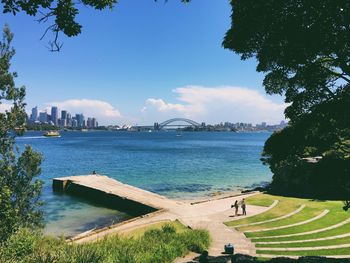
16,131,272,237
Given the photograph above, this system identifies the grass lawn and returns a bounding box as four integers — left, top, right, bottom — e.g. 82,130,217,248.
238,206,322,232
243,197,346,238
227,193,350,258
256,235,350,248
257,248,350,256
225,195,303,227
251,221,350,242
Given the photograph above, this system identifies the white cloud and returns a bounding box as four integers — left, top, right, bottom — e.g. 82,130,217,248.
141,86,287,125
0,103,12,113
46,99,122,125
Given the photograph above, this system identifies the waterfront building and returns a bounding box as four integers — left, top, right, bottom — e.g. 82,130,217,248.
30,106,38,122
66,113,72,126
51,106,59,126
75,114,85,127
87,117,92,128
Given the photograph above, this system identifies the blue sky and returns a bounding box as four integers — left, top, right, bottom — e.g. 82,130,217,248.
1,0,286,125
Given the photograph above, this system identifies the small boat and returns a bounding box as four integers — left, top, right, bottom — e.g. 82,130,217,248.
80,128,88,132
43,131,60,137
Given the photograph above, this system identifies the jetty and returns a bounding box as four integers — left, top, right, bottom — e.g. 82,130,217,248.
53,174,179,215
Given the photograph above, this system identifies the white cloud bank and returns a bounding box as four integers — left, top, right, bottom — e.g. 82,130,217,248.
0,103,12,113
47,99,122,125
141,86,287,125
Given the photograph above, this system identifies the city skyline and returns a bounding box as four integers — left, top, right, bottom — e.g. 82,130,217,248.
29,105,98,129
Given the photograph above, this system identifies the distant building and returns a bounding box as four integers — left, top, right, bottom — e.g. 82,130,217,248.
61,110,67,120
92,118,97,128
51,106,58,126
30,106,38,122
39,112,48,123
75,114,85,127
87,117,98,128
66,113,72,126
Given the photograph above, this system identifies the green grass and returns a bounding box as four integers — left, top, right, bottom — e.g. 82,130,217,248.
247,205,347,238
229,193,350,258
256,235,350,248
245,196,276,207
124,220,187,238
251,222,350,242
0,223,211,263
238,206,322,232
257,248,350,256
225,194,303,227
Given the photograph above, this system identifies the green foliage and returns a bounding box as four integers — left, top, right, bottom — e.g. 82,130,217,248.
0,25,43,242
223,0,350,122
262,98,350,198
0,224,210,263
223,0,350,199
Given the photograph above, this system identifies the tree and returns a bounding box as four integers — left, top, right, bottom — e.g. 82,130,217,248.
1,0,190,51
223,0,350,198
0,25,43,242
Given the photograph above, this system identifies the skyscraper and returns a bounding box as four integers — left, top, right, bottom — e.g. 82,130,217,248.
61,110,67,120
51,106,58,126
75,113,85,127
39,112,48,123
92,118,97,128
30,106,38,122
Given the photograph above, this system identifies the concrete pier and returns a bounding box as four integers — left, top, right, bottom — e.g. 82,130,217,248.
53,174,179,215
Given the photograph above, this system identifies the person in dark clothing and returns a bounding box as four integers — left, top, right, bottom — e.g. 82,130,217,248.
241,198,246,215
233,200,239,216
199,250,209,263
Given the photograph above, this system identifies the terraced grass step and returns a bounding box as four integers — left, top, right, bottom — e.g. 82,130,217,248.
257,247,350,256
252,219,350,242
245,210,329,233
255,233,350,245
246,208,349,238
226,197,304,227
255,236,350,248
235,205,306,229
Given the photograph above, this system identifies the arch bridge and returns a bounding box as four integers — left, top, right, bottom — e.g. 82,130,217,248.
156,118,201,130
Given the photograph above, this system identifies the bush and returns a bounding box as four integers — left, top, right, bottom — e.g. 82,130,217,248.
0,224,210,263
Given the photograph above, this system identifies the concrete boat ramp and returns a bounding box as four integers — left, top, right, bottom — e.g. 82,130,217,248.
53,174,269,262
53,174,181,214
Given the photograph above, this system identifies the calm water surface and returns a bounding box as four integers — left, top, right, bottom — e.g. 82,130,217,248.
16,131,272,237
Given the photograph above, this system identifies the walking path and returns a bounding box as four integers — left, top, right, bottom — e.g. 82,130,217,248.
235,204,305,228
245,209,329,233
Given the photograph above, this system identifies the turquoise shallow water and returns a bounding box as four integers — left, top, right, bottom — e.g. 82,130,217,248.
16,131,272,237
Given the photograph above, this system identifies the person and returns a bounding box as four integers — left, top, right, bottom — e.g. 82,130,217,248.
233,200,239,216
198,250,209,263
92,170,97,175
241,198,246,215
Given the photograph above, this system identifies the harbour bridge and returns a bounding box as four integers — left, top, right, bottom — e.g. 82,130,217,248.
133,118,203,131
155,118,201,130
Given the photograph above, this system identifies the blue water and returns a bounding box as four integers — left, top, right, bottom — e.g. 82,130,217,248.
16,131,272,237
